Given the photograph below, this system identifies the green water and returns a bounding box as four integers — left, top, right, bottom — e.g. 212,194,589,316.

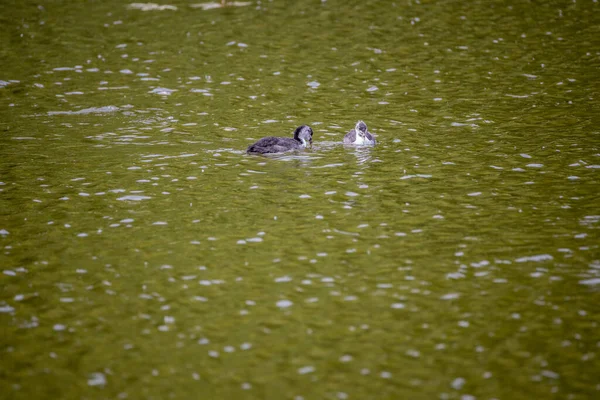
1,0,599,399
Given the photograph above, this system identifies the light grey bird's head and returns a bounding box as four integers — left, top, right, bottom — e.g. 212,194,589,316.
355,120,368,137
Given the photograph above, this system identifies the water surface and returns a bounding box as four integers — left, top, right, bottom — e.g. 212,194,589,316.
1,1,599,399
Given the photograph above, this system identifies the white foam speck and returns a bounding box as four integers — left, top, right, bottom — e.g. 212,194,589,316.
276,300,293,308
451,377,465,390
127,3,177,11
149,87,176,95
440,293,460,300
515,254,553,263
87,372,107,387
579,278,600,286
240,342,252,350
0,305,15,313
298,366,315,374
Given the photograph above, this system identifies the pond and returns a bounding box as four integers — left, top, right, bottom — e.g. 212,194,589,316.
1,0,599,399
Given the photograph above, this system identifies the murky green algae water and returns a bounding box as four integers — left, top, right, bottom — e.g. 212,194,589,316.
1,0,599,399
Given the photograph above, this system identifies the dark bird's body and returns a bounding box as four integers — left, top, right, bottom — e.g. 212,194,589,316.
247,125,313,154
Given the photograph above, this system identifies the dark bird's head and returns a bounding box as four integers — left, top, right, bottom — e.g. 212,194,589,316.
355,120,368,138
293,125,313,147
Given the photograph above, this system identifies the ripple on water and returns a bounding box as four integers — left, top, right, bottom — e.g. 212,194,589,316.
117,195,151,201
47,106,120,115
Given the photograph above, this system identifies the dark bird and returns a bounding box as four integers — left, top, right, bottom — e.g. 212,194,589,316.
247,125,313,154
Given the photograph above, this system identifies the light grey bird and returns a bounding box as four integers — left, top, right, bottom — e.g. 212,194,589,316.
343,120,376,145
